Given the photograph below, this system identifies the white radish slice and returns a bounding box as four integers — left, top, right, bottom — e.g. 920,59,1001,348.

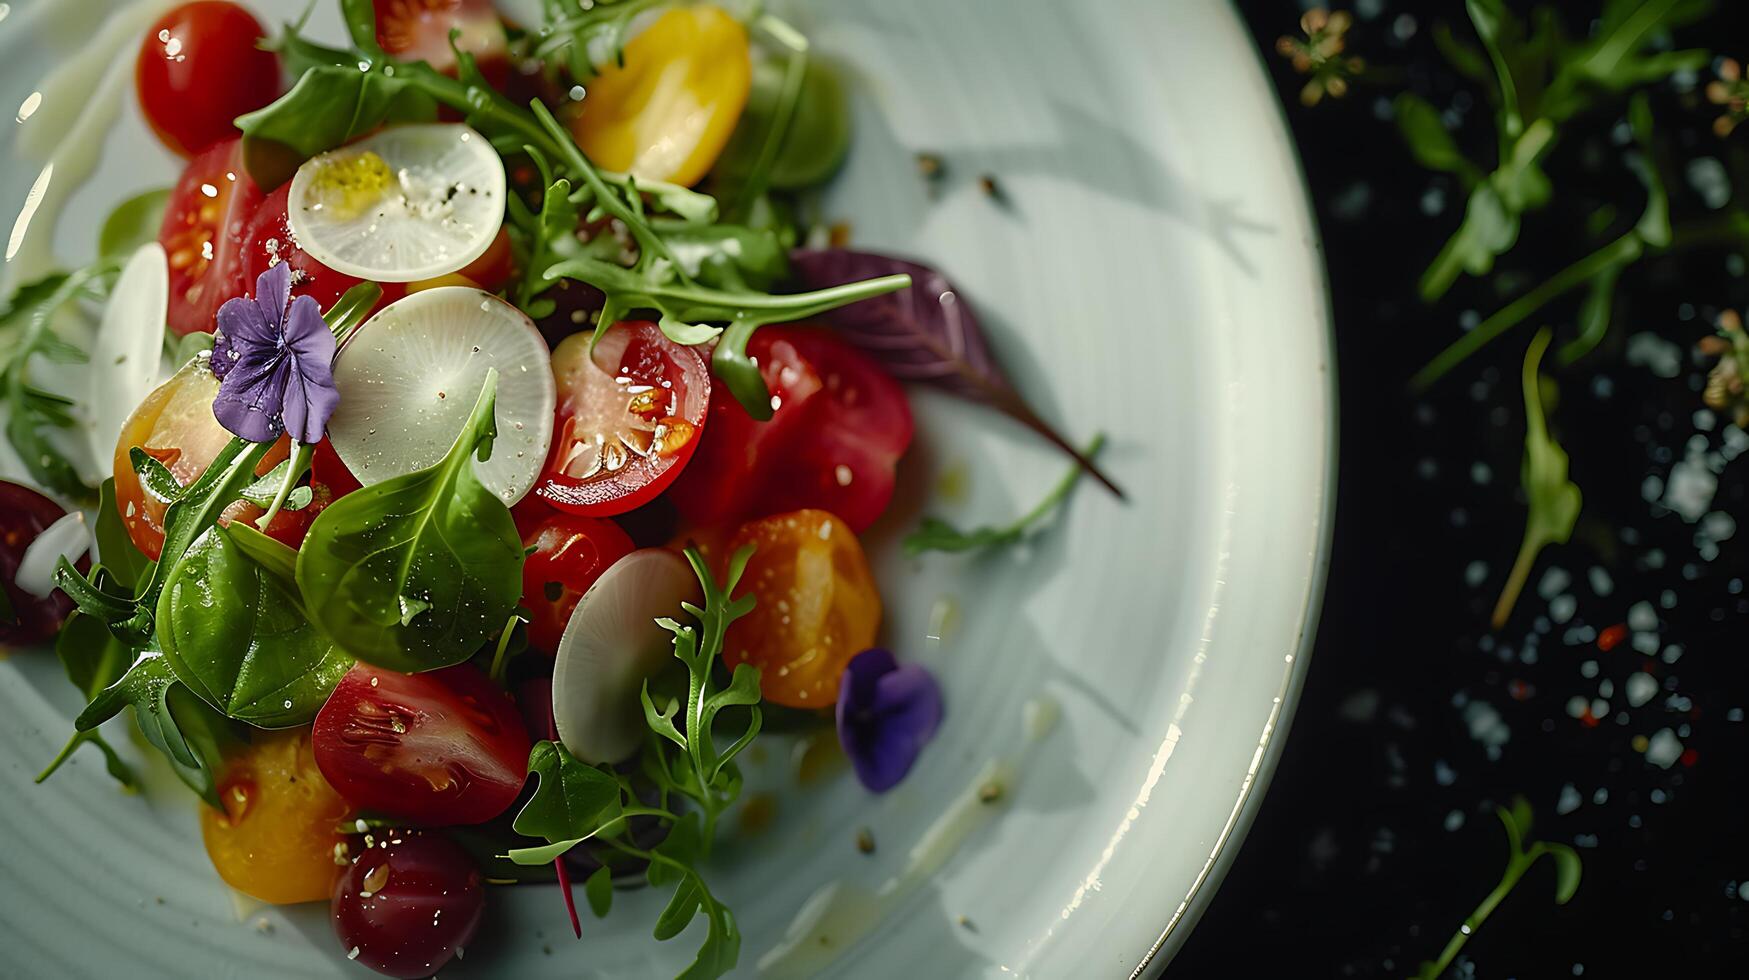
287,123,506,283
553,549,702,765
327,287,555,505
86,243,167,468
16,511,91,597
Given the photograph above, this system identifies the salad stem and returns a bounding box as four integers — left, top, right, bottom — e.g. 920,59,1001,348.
254,439,313,530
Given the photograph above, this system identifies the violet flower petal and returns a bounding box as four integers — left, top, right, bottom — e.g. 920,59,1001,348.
255,261,293,324
211,294,274,382
836,648,944,793
213,357,292,443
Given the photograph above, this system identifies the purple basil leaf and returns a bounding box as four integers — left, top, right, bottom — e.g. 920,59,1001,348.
789,248,1123,497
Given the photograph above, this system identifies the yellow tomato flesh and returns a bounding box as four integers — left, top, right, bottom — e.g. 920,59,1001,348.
722,509,882,708
200,729,350,905
570,5,752,187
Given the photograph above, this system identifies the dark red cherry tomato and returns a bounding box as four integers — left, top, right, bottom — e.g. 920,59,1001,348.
312,663,531,826
0,481,83,646
157,137,263,335
669,325,913,533
332,831,483,979
136,2,281,157
534,321,710,517
238,184,407,314
517,508,635,654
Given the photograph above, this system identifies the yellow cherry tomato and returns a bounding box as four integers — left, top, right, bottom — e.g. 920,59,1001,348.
200,729,350,904
570,5,752,186
722,509,882,709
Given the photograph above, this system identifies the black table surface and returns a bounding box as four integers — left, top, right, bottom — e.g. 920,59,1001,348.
1171,3,1749,977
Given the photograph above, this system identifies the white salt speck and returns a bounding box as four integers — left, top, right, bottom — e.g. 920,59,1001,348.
1470,461,1492,485
1434,759,1456,786
1589,567,1614,597
1464,560,1489,588
1580,660,1599,678
1598,679,1615,699
1728,708,1745,722
1645,728,1683,769
1695,409,1717,431
1550,594,1577,624
1462,701,1510,759
1593,787,1609,805
1740,881,1749,901
1565,695,1589,718
1591,698,1609,719
348,947,361,961
1556,783,1581,815
1663,446,1718,522
1625,332,1683,378
1627,601,1658,631
1538,567,1571,599
1444,809,1466,832
1626,673,1658,707
1632,632,1660,655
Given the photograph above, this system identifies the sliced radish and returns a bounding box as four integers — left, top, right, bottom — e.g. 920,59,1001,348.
87,243,168,468
327,287,555,505
287,123,506,283
552,548,701,764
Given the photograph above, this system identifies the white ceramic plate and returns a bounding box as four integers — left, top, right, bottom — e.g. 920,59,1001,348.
0,0,1333,977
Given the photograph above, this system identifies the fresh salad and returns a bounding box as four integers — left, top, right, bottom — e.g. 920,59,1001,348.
0,1,1118,976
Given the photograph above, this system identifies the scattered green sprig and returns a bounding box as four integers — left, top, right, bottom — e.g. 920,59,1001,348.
1412,797,1582,980
517,0,669,84
905,434,1106,557
506,545,758,980
1491,329,1581,629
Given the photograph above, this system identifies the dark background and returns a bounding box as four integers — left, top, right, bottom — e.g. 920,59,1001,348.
1173,3,1749,977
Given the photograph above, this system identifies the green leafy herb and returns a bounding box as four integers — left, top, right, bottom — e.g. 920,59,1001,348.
36,611,140,791
322,281,384,345
93,478,150,591
296,369,523,673
904,434,1106,557
97,188,170,261
1412,797,1582,979
518,0,668,83
235,65,439,188
510,740,626,862
73,645,237,808
1491,329,1581,629
157,523,352,728
0,267,113,499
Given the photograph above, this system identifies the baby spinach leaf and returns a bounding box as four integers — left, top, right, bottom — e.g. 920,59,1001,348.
905,434,1106,557
1491,329,1581,629
235,65,438,189
74,645,235,808
296,369,523,673
507,740,624,864
36,611,140,790
584,865,614,918
157,523,352,728
98,188,170,261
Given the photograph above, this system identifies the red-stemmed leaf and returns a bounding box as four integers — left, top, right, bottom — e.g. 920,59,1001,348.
788,249,1122,497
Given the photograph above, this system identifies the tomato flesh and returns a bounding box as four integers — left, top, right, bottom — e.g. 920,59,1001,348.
373,0,508,86
670,325,913,533
239,183,407,314
723,509,882,708
517,507,636,654
136,2,281,157
313,663,532,826
535,321,709,517
158,137,264,335
331,832,484,979
201,729,351,904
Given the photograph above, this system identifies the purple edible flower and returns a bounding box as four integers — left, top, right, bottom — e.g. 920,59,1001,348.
836,648,943,793
210,263,338,444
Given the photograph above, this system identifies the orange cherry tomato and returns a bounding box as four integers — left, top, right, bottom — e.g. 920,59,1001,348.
200,729,351,905
722,509,881,709
569,5,752,186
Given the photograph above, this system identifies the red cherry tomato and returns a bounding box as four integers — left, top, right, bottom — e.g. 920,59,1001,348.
157,137,264,335
518,509,635,654
331,832,483,979
373,0,509,86
238,184,407,314
0,481,84,646
313,663,531,826
535,321,710,517
670,325,913,533
136,2,281,157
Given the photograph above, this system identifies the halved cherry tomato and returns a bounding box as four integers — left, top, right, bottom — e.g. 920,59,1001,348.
113,358,342,559
535,321,710,517
722,509,881,708
374,0,508,86
517,506,635,654
238,184,407,314
136,2,281,158
312,663,532,826
158,137,264,335
670,325,913,533
201,729,351,904
570,5,752,187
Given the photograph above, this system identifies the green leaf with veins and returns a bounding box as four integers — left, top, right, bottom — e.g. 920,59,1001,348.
905,434,1106,557
157,523,352,728
1491,329,1581,629
36,611,140,791
1413,796,1582,979
508,740,624,860
296,369,523,673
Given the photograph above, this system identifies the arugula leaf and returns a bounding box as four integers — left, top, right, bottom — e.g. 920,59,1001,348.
157,523,352,728
235,65,439,188
905,434,1106,557
1412,796,1582,979
36,611,140,791
1491,329,1581,629
296,369,523,673
74,645,235,808
519,0,668,83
